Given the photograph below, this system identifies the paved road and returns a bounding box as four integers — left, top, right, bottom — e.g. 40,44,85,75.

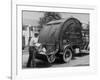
22,49,89,68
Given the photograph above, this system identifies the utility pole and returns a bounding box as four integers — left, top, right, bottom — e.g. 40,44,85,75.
28,24,31,47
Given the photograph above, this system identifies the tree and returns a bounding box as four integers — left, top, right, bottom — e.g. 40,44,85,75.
38,12,61,26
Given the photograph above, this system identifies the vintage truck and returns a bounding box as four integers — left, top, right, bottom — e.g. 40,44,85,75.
35,17,88,63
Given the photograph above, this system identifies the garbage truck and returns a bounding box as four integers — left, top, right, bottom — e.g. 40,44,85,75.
35,17,85,63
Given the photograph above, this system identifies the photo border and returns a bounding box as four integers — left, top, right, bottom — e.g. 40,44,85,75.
11,2,97,80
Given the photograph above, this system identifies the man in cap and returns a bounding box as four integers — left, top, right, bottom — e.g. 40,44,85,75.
27,32,39,68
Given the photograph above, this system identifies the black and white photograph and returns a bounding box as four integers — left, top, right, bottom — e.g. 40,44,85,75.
0,0,99,80
10,1,98,79
22,11,90,68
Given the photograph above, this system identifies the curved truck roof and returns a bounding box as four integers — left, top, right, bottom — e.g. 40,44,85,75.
38,17,82,46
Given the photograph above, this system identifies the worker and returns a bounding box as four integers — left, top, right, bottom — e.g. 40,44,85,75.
27,33,39,68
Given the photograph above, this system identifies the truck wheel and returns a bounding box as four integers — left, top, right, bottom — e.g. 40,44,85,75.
62,48,72,63
47,54,56,64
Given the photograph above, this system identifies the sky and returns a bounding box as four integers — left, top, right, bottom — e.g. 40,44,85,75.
22,11,89,26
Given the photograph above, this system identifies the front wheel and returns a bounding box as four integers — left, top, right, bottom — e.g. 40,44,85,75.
62,48,72,63
47,54,56,64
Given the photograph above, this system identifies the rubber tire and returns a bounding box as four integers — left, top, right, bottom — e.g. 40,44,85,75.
62,48,72,63
47,54,56,64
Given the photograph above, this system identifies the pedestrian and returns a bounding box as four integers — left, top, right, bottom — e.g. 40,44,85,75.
27,33,39,68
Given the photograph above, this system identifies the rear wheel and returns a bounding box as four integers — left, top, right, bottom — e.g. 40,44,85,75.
62,48,72,63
